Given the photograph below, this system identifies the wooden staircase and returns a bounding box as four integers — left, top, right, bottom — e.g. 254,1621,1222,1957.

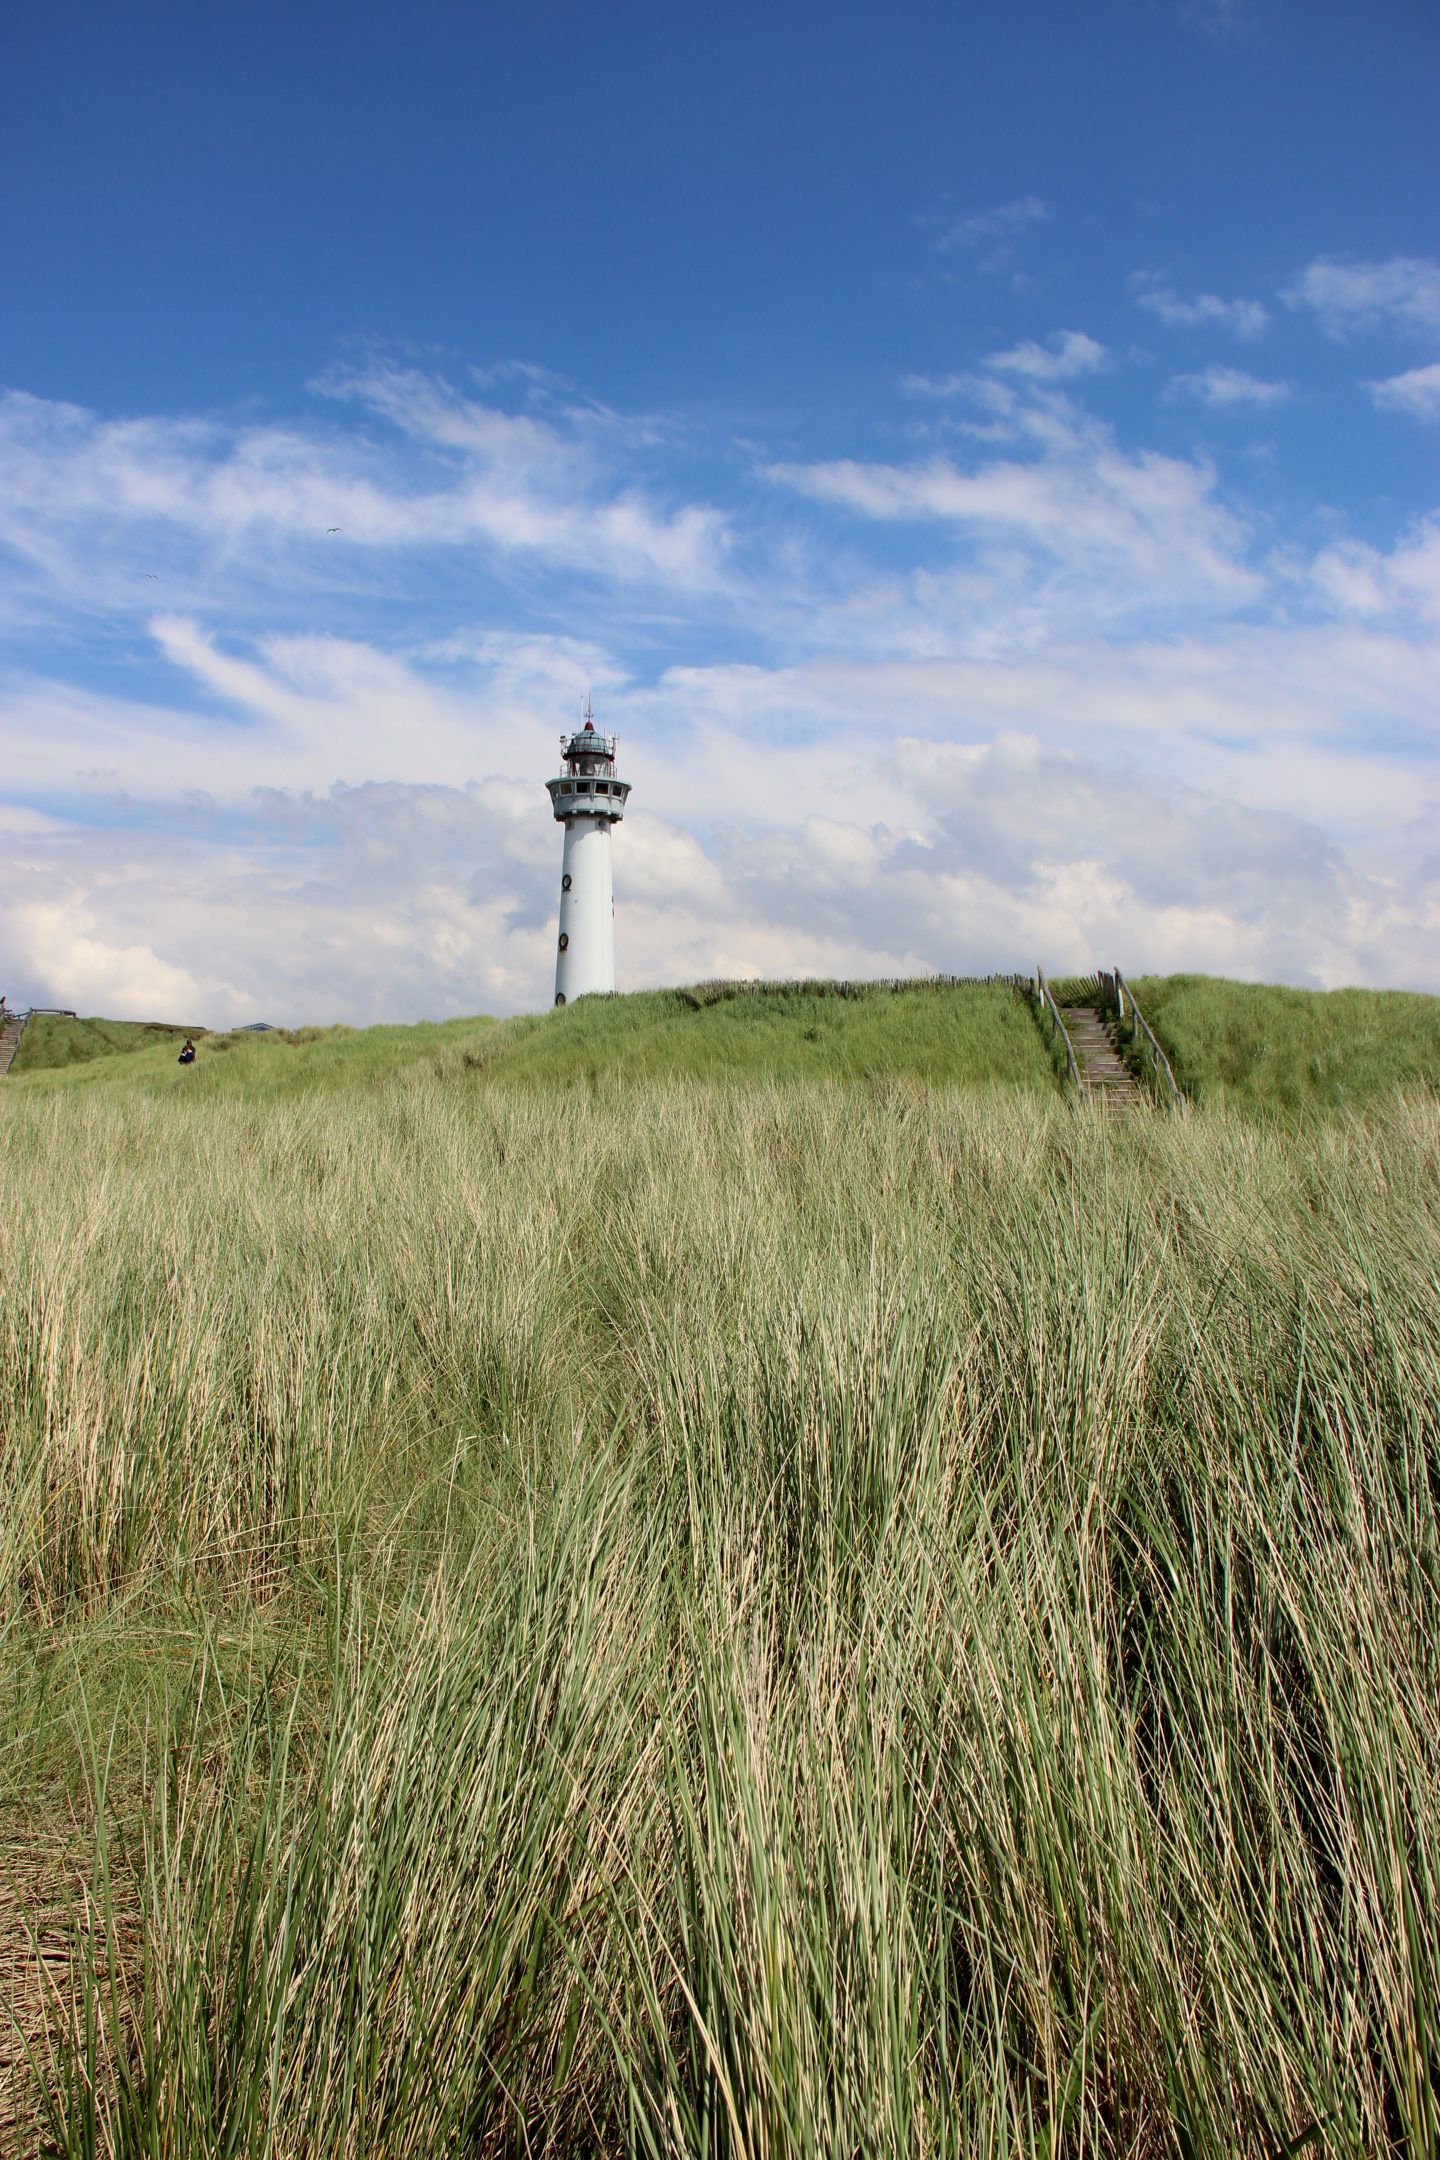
1034,968,1185,1113
0,1010,26,1077
1063,1004,1144,1113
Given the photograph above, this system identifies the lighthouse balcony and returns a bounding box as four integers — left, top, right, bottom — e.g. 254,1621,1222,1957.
547,776,631,821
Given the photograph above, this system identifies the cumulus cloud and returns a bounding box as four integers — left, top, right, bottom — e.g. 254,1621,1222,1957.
8,893,213,1021
1367,361,1440,421
6,562,1439,1023
1169,366,1290,407
1130,274,1268,338
3,724,1436,1025
2,352,1439,1019
0,790,544,1026
1309,518,1440,626
1285,256,1440,338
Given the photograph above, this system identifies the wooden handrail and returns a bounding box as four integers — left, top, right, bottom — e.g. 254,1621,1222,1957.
1034,968,1083,1095
0,1007,31,1078
1102,969,1184,1109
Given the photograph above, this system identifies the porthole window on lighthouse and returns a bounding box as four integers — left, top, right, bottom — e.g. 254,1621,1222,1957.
561,873,572,891
558,933,569,951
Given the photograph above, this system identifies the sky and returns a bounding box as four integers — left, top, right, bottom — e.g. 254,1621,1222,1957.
1,0,1437,1025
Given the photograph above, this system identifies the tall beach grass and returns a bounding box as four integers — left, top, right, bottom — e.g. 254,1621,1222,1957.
1126,975,1440,1117
2,1053,1438,2154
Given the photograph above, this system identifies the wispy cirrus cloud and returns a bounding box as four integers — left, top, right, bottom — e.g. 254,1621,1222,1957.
0,372,732,633
767,393,1259,617
1367,361,1440,422
1169,365,1290,408
1285,255,1440,338
1129,272,1268,338
937,195,1047,253
983,331,1107,381
901,334,1104,412
1179,0,1254,42
901,372,989,401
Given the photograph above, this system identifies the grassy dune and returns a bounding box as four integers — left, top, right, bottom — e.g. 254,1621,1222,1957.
1126,975,1440,1116
3,1003,1439,2154
17,974,1438,1116
9,980,1056,1099
9,1013,206,1076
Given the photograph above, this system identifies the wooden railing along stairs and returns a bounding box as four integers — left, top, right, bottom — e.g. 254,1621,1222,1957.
1034,969,1184,1113
1096,969,1184,1110
0,1008,78,1078
0,1010,28,1077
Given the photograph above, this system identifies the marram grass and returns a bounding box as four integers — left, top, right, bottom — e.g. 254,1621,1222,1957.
1,1063,1438,2156
1123,974,1440,1117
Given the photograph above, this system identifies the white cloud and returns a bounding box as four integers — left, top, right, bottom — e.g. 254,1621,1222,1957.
2,356,1439,1019
1285,256,1440,338
983,331,1107,381
768,400,1259,615
1130,274,1268,338
314,363,577,470
1309,518,1440,626
5,568,1438,1022
7,898,212,1021
0,377,731,629
937,196,1046,252
1169,366,1290,407
0,804,69,835
3,720,1436,1024
1367,361,1440,421
900,338,1103,415
901,371,999,402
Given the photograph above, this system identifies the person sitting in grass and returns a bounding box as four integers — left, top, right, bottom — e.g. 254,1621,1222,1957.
177,1038,197,1066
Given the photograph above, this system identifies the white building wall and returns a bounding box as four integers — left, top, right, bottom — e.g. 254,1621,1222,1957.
555,815,614,1003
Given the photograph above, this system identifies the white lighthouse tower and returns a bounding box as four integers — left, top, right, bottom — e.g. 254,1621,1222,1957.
545,703,632,1005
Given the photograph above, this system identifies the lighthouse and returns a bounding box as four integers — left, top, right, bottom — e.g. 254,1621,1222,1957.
545,703,631,1005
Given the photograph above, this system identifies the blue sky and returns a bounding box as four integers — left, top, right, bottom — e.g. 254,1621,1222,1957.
2,0,1437,1022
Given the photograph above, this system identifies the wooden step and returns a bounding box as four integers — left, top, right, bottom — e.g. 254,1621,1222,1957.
0,1015,28,1077
1063,1006,1144,1109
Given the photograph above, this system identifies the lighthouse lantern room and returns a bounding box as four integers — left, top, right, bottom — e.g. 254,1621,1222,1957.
545,703,631,1005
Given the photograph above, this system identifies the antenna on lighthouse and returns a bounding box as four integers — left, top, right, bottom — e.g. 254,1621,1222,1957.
544,702,631,1006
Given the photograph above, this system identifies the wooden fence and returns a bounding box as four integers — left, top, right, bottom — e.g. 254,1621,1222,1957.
674,974,1031,1009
